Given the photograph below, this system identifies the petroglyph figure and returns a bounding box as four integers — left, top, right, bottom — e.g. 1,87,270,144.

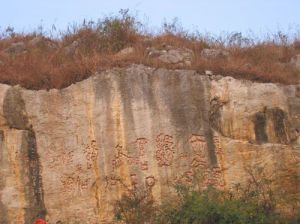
174,170,194,185
145,176,155,187
140,161,148,170
202,167,225,187
113,140,149,171
83,140,99,169
211,166,225,187
112,144,125,169
213,136,223,155
105,176,121,188
156,134,175,167
136,138,148,157
60,175,90,194
189,134,208,168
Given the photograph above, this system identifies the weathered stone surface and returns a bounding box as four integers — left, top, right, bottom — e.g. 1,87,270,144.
201,48,229,59
2,42,27,55
146,46,194,66
29,37,58,49
115,47,134,58
64,40,80,54
0,65,299,223
290,54,300,70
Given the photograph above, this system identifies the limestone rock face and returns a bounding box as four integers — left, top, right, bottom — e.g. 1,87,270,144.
0,65,299,223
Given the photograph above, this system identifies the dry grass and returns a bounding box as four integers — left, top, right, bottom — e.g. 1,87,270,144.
0,11,299,90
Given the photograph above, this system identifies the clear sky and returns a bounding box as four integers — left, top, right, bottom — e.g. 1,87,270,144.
1,0,299,36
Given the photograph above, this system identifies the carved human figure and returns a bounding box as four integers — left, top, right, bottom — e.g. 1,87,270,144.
112,144,126,169
83,140,99,169
156,134,175,167
136,138,148,157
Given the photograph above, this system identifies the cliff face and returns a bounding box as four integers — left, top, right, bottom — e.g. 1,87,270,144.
0,65,299,223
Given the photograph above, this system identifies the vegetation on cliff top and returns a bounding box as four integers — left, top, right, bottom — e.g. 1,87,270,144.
0,9,299,90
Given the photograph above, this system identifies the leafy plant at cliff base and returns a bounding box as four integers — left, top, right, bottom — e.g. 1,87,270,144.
113,185,157,224
113,167,299,224
155,167,300,224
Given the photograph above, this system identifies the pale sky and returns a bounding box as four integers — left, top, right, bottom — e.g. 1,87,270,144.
0,0,299,36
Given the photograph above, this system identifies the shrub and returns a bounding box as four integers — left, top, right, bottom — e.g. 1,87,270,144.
113,167,300,224
113,186,156,224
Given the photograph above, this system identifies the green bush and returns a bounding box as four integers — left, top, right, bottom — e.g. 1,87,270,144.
97,9,140,51
113,167,299,224
156,186,276,224
113,186,156,224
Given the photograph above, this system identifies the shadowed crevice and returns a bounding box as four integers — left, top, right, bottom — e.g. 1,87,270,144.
253,111,268,144
3,87,46,223
21,130,46,224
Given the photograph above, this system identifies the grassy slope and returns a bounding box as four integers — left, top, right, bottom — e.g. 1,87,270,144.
0,11,299,90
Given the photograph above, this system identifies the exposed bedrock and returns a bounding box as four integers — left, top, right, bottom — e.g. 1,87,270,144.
0,65,299,223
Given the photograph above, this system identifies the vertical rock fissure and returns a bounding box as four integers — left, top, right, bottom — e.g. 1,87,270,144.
3,87,46,223
253,111,268,144
268,108,289,144
21,130,46,224
0,130,9,224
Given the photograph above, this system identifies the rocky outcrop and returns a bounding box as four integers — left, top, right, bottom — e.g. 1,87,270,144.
0,65,299,223
201,48,229,59
146,46,194,66
2,42,27,55
29,37,58,49
290,54,300,70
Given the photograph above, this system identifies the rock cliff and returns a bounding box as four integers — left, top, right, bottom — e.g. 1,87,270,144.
0,65,299,223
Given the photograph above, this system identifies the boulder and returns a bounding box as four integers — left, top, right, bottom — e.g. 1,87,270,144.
115,47,134,58
64,40,80,54
29,36,58,49
201,48,229,59
290,54,300,70
146,46,194,66
2,42,27,55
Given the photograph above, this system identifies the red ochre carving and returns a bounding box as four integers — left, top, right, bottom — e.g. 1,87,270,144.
45,149,74,171
60,175,90,194
136,138,148,157
105,176,121,188
83,140,99,169
140,161,148,171
178,152,188,160
213,136,223,155
112,139,149,171
173,170,194,185
155,133,175,167
189,134,208,168
202,167,225,187
174,167,225,188
145,176,155,187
